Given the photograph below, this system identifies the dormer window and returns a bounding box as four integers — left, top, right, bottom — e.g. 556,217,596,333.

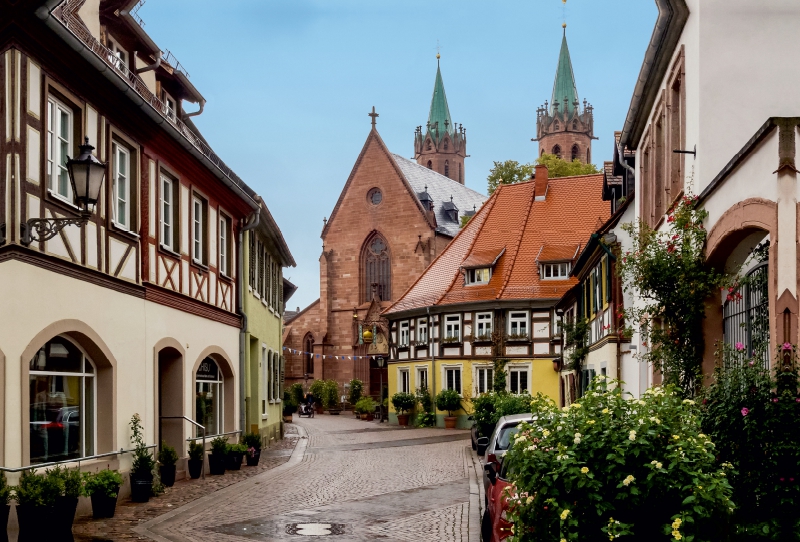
465,267,491,285
107,38,127,71
161,89,176,121
541,262,571,279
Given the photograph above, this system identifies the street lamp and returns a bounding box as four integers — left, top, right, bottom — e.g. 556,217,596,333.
376,356,385,423
22,137,106,246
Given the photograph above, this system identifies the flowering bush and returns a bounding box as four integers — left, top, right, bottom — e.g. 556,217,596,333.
504,378,733,542
471,392,533,438
700,345,800,540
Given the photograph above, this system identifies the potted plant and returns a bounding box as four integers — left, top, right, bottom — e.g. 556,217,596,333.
323,380,341,414
157,441,179,487
0,471,12,532
85,469,123,518
52,466,83,530
289,383,305,406
309,379,326,414
129,414,155,502
354,397,375,420
391,392,416,426
225,443,247,471
436,389,462,429
242,432,262,466
209,436,228,475
282,390,297,422
187,442,204,479
15,469,63,536
348,379,363,414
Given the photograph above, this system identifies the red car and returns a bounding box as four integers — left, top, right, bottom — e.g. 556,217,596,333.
482,460,515,541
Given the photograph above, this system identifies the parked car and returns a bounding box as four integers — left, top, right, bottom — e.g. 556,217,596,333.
481,413,532,503
483,457,516,541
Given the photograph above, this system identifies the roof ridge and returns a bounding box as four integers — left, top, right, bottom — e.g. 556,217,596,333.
392,154,485,197
283,298,321,324
497,182,538,299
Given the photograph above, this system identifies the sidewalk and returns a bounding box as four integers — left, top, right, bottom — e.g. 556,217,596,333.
72,425,300,541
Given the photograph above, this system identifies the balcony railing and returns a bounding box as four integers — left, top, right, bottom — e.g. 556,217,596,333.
53,5,253,200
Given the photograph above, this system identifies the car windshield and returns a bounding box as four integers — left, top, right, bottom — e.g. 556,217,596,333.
496,422,521,451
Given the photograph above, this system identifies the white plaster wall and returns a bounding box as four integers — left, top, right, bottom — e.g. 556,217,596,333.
0,261,239,469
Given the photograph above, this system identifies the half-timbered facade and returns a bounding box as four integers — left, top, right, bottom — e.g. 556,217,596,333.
0,0,273,486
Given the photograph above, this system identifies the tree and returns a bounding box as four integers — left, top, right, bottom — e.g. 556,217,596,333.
486,155,599,194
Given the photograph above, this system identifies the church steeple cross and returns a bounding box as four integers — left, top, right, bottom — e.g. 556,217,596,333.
368,106,379,128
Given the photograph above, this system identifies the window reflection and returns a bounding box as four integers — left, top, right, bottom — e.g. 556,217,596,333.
196,358,223,437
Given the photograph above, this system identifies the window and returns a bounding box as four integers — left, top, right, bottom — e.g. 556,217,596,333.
444,139,449,151
160,175,177,251
416,367,428,390
273,351,280,401
399,369,410,393
542,262,571,280
261,347,268,416
445,367,462,394
192,196,207,264
580,368,596,396
219,214,230,276
161,90,176,121
417,318,428,345
444,315,461,342
509,367,529,394
362,234,391,302
304,334,314,376
112,144,130,229
552,144,561,159
47,96,73,200
29,336,95,464
508,311,528,338
196,358,223,436
427,160,432,169
572,120,577,130
399,321,410,347
445,160,450,178
723,262,770,367
248,233,257,290
475,312,492,341
475,366,493,395
107,39,127,71
368,188,382,205
465,267,491,285
459,163,462,183
426,139,432,151
571,144,580,162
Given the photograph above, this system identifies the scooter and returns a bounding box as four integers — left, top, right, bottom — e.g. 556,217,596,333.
298,402,315,418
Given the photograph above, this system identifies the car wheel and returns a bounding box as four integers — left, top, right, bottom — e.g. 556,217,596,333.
481,509,492,541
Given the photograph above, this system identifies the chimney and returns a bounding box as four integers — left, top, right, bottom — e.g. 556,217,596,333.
534,164,549,201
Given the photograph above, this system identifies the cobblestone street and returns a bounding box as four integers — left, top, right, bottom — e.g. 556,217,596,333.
131,415,482,542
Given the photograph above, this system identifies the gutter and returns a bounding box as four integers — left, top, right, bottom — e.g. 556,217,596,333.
238,202,262,436
35,3,259,211
135,53,161,74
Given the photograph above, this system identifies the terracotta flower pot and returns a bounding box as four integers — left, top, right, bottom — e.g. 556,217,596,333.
397,414,410,426
444,416,457,429
283,415,293,423
360,413,368,420
366,413,374,421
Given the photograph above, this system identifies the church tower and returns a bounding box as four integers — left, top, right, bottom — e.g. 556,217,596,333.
535,26,595,164
414,55,467,184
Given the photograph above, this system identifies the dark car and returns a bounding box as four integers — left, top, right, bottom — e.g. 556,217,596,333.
481,413,532,503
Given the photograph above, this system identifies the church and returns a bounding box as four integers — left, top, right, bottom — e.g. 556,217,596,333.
283,58,487,397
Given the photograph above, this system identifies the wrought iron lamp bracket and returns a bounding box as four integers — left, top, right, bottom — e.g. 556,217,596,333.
21,213,90,247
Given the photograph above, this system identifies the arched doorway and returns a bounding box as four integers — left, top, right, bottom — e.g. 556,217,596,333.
156,343,184,458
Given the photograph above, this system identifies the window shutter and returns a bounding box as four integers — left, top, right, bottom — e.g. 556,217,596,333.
280,356,285,397
606,257,612,303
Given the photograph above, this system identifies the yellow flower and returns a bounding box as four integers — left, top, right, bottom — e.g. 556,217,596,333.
672,518,682,529
527,496,533,504
622,475,635,486
581,467,589,474
561,539,567,542
588,420,596,424
602,408,609,414
561,509,570,520
697,485,703,490
672,530,682,540
672,435,680,440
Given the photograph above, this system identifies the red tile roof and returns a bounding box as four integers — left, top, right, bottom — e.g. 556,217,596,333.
384,172,610,315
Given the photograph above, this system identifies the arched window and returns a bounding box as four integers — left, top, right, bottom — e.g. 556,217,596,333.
552,145,561,159
445,160,450,178
304,334,314,376
541,148,545,157
458,163,462,183
553,120,559,130
196,357,223,436
427,160,432,169
723,262,770,367
572,120,578,130
426,139,432,151
362,234,391,302
587,149,591,163
30,336,95,463
571,144,580,162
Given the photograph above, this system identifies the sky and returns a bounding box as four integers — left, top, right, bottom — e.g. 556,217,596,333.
138,0,658,311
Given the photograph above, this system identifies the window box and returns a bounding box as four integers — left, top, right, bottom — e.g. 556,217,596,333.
472,333,494,344
441,336,462,345
506,333,531,343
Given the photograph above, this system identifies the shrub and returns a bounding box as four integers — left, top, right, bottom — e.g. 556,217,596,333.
241,432,262,451
309,379,326,406
322,380,340,409
435,389,462,416
391,392,416,415
504,379,734,541
0,472,11,505
226,443,247,454
470,392,499,437
282,390,298,416
15,470,62,507
354,397,376,415
157,441,179,467
700,344,800,539
289,383,305,406
130,413,155,478
210,436,228,456
416,385,434,413
188,441,205,461
348,379,364,405
84,469,123,498
53,466,84,498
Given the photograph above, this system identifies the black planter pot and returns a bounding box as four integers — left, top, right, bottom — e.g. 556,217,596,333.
90,491,119,519
208,453,226,475
160,464,177,487
225,451,243,471
130,474,153,503
55,496,78,531
188,458,203,479
16,504,59,536
0,504,8,532
245,450,261,466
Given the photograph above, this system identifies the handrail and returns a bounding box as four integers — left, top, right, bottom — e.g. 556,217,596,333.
161,415,205,479
186,429,241,442
0,445,156,473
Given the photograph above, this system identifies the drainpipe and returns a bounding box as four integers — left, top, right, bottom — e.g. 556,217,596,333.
238,199,262,435
428,307,436,423
135,52,161,74
183,99,206,119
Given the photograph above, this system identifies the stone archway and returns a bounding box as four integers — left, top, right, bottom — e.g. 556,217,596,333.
192,347,236,435
153,338,185,459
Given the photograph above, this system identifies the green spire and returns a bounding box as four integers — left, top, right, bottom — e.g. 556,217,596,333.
427,58,454,143
550,28,579,114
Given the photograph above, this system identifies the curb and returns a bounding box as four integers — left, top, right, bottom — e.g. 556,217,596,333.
467,447,484,542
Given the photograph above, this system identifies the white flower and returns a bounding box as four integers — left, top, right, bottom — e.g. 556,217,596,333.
574,436,581,444
629,430,637,441
622,475,635,486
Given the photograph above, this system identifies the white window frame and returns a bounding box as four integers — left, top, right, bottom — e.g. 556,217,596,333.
417,318,428,345
160,176,175,251
192,196,205,264
47,96,73,201
161,90,176,121
474,365,493,395
219,214,229,276
443,365,463,395
444,314,461,342
398,368,410,394
475,312,493,340
465,267,491,285
541,262,571,280
195,359,224,437
416,367,428,390
508,364,531,394
112,143,131,230
399,321,410,347
107,39,127,71
508,311,529,338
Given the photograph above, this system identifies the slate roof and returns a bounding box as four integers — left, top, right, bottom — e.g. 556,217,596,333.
384,171,610,316
391,154,487,238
